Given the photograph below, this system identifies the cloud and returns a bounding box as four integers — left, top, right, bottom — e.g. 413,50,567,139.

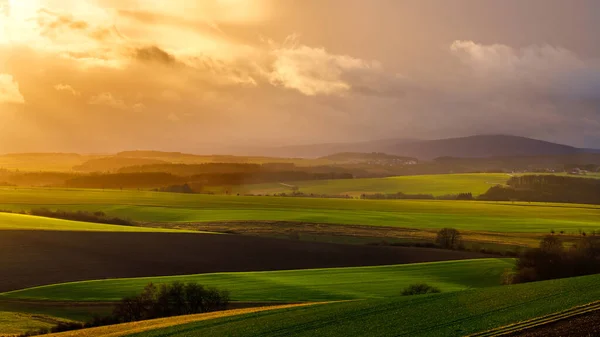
133,45,177,65
268,36,379,96
267,36,408,97
89,92,142,111
36,9,90,35
449,40,600,102
0,74,25,104
450,40,584,80
54,84,80,96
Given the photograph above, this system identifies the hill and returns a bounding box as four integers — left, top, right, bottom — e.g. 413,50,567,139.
0,212,184,233
237,173,510,197
319,152,418,165
34,272,600,337
387,135,579,160
0,153,91,171
1,188,599,234
261,135,587,159
0,259,509,336
254,138,417,158
1,259,509,302
72,157,170,172
0,229,487,293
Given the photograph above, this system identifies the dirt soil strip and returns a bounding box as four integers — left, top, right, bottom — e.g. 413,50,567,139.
468,300,600,337
43,303,326,337
510,309,600,337
142,220,542,247
0,230,488,293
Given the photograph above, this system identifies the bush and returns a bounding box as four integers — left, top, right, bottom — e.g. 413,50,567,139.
401,283,441,296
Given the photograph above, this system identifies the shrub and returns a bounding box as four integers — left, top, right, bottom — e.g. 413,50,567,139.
401,283,441,296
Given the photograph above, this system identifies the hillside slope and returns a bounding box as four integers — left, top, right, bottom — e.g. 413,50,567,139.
95,273,600,337
259,135,586,159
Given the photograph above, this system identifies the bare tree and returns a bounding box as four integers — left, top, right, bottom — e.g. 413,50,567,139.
435,228,462,249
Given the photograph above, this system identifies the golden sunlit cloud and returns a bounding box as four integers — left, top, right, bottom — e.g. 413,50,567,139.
269,36,383,96
0,73,24,104
89,92,144,112
54,83,80,96
2,1,599,153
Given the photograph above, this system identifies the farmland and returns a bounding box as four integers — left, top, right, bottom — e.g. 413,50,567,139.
35,272,600,337
0,230,486,293
1,259,511,302
1,188,599,234
0,212,189,233
2,180,600,336
0,259,508,335
230,173,511,196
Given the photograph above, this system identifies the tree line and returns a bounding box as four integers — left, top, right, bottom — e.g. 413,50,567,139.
480,175,600,204
1,208,134,226
505,234,600,284
360,192,473,200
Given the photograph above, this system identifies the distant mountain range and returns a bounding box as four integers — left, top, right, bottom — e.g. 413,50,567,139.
256,135,597,160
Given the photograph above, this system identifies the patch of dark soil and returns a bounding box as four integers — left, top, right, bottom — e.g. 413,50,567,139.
0,230,489,293
511,310,600,337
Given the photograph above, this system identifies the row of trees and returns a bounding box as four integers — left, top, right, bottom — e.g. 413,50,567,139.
505,235,600,284
360,192,473,200
480,175,600,205
63,171,354,190
1,208,135,227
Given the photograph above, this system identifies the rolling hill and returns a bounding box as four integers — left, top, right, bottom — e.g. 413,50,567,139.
25,272,600,337
258,135,590,159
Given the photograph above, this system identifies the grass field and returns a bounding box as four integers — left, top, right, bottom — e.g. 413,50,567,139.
0,213,192,233
1,187,600,234
42,304,323,337
0,259,512,303
0,311,73,336
231,173,512,196
120,273,600,337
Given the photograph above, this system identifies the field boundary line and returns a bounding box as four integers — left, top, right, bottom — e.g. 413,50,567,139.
467,300,600,337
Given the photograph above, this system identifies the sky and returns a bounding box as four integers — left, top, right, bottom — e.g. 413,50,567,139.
1,0,600,153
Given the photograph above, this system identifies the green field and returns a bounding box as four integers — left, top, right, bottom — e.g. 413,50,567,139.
0,212,193,233
1,187,600,234
124,272,600,337
233,173,511,196
0,259,512,302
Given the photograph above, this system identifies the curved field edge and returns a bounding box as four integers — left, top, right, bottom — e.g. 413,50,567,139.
1,188,600,232
0,259,513,302
0,213,199,233
43,303,323,337
0,311,74,337
123,273,600,337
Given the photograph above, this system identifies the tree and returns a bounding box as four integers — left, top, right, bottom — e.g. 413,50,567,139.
435,228,462,249
539,235,563,255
